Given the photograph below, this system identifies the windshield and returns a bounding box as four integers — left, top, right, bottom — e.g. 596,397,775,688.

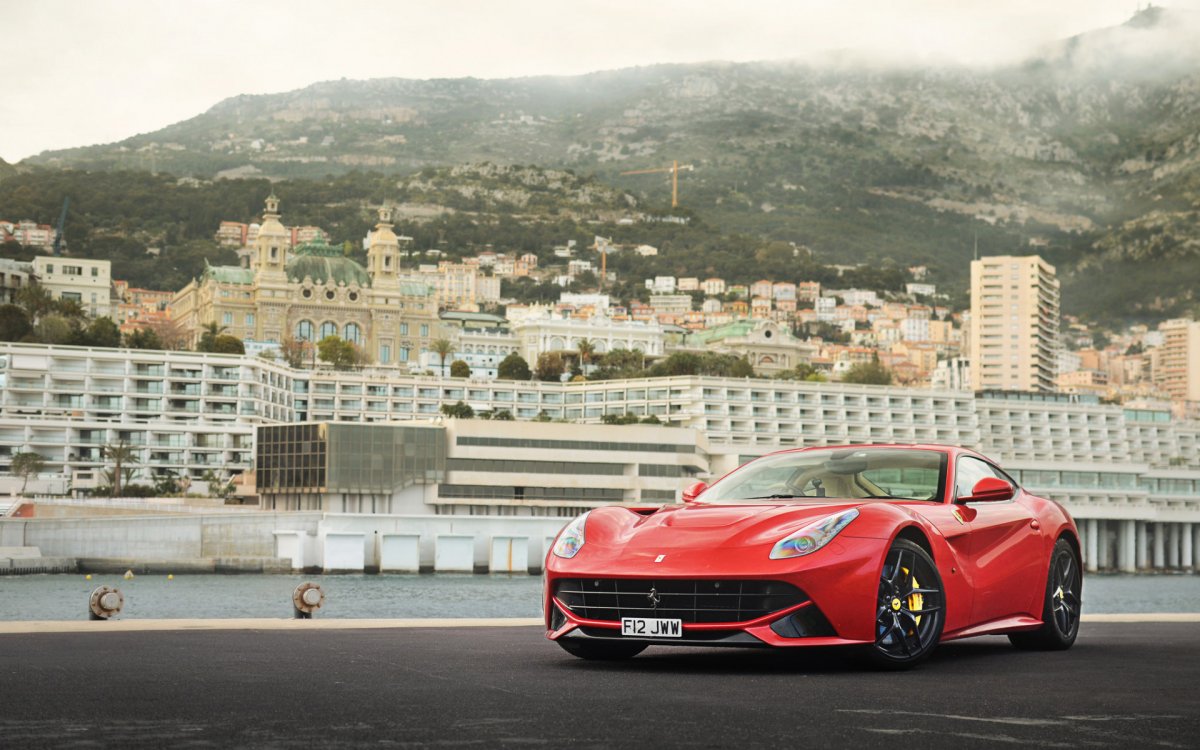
701,447,947,504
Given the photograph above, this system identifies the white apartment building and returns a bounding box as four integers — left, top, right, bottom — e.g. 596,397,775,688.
31,256,112,318
970,255,1060,393
512,313,665,363
2,342,1199,573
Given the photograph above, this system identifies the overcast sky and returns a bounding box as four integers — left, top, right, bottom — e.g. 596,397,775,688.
2,0,1194,163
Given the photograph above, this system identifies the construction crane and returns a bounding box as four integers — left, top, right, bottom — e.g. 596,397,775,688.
52,197,70,256
620,160,694,208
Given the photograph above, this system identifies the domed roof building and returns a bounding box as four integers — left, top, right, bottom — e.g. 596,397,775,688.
170,195,440,367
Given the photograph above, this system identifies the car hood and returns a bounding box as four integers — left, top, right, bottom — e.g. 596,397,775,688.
595,501,867,551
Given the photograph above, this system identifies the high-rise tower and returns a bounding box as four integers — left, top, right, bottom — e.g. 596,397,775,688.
970,255,1059,392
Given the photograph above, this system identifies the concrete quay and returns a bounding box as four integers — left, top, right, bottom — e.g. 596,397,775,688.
0,619,1196,748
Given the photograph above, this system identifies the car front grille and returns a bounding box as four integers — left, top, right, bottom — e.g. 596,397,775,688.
553,578,806,624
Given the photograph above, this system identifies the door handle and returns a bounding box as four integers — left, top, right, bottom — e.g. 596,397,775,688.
1029,519,1041,531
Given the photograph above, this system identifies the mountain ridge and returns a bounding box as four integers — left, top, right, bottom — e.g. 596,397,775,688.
14,8,1200,322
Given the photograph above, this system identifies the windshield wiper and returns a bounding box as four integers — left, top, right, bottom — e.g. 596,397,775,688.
744,494,805,499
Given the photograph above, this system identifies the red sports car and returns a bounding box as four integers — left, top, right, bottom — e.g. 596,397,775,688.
543,444,1082,668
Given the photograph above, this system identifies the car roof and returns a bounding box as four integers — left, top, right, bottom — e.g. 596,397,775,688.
756,443,996,464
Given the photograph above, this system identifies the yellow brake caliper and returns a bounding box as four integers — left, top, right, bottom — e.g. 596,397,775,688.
907,570,923,627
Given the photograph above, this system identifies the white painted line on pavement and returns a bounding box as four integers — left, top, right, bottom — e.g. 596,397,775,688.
1081,613,1200,623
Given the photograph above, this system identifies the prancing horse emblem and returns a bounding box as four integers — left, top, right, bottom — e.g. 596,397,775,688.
647,587,661,609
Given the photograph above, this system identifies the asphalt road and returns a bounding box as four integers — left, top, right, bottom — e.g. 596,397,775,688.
1,622,1197,748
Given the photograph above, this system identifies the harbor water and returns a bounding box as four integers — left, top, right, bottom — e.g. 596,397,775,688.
0,572,1197,621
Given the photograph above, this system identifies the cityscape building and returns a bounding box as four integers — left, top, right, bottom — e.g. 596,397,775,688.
970,255,1060,393
1,342,1199,572
31,256,112,318
171,197,441,364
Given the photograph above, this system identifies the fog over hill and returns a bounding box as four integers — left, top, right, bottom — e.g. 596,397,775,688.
13,7,1200,322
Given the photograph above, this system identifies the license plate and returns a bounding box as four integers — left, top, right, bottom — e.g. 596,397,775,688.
621,617,683,638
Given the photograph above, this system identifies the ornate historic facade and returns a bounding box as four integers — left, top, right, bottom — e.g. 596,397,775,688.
171,195,441,366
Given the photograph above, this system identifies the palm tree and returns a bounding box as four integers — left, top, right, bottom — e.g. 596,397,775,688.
576,338,596,375
198,320,227,351
102,440,138,498
10,452,45,494
431,338,455,377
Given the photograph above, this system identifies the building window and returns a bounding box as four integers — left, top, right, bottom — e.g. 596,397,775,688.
245,313,255,327
400,322,409,336
296,320,315,341
400,347,410,362
91,267,99,277
319,321,338,340
344,322,362,344
223,312,233,326
420,324,429,337
380,344,391,363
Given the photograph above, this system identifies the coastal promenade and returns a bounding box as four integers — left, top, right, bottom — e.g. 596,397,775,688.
0,618,1197,747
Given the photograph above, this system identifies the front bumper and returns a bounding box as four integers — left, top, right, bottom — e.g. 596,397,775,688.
544,537,882,648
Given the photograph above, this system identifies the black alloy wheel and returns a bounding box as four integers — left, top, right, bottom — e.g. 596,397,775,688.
864,538,945,669
1009,538,1082,650
557,638,648,661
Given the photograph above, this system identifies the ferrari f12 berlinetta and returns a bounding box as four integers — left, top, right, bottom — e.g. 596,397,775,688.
543,444,1082,668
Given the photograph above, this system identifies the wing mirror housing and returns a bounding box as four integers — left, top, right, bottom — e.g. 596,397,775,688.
681,481,708,504
960,476,1015,503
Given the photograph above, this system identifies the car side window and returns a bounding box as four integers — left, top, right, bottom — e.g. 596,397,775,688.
954,457,1005,500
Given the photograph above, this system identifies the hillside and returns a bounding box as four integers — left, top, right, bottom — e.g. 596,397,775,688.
16,8,1200,323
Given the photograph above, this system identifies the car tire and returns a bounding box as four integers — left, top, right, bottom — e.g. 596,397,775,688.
1008,537,1081,651
859,538,945,670
556,638,648,661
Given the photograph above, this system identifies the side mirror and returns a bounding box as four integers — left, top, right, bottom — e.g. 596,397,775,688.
960,476,1014,503
681,481,708,504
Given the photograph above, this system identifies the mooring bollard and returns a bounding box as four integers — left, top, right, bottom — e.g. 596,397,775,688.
88,586,124,620
292,582,325,619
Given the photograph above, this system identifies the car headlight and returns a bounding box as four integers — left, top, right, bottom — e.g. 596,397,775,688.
552,511,590,559
769,508,859,560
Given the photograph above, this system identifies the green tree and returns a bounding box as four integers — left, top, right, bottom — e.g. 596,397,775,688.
431,338,455,376
14,283,53,322
33,314,74,344
841,356,894,385
639,414,662,424
490,409,514,421
317,336,364,370
576,337,596,373
196,321,225,351
535,352,566,382
497,352,531,380
0,304,32,341
590,348,646,380
153,471,182,496
10,452,45,494
207,334,245,354
440,400,475,419
124,327,164,350
74,317,121,348
775,362,825,382
601,412,640,425
102,440,138,498
449,359,470,378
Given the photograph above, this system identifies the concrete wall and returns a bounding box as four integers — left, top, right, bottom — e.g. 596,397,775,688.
0,512,571,573
0,512,322,560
